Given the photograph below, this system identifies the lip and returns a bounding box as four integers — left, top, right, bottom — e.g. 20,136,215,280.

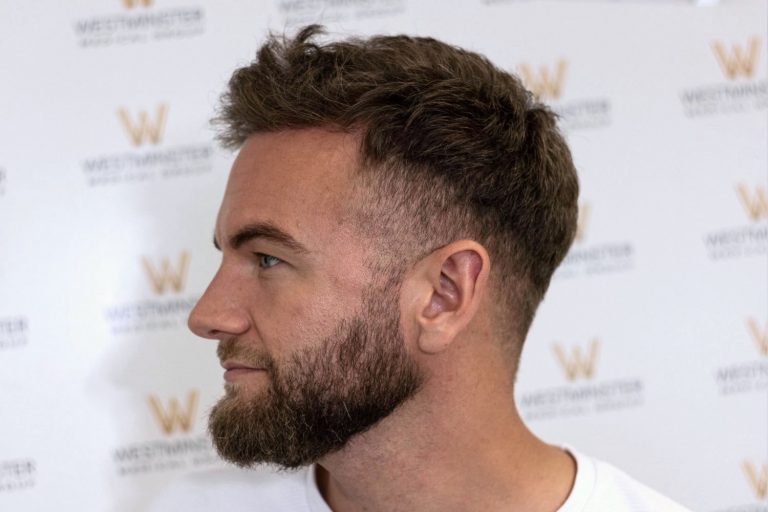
221,361,260,371
221,361,266,382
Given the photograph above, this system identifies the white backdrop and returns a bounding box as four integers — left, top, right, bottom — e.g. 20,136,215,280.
0,1,766,511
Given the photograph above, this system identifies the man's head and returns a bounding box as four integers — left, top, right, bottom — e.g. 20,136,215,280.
188,25,578,469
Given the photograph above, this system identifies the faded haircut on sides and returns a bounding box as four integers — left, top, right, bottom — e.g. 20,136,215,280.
214,24,579,365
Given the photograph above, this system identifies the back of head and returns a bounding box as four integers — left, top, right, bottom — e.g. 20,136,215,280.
216,25,579,363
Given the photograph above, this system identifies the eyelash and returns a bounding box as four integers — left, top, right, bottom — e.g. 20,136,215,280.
256,253,282,269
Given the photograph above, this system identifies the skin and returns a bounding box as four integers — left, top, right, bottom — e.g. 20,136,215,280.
188,128,576,512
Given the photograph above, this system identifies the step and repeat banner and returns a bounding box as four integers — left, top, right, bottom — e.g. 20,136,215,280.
0,0,765,510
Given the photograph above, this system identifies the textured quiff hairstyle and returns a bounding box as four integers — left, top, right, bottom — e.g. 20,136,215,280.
216,25,578,361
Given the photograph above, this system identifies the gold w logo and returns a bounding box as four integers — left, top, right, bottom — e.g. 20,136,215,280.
117,104,168,146
736,184,768,221
147,390,198,435
743,460,768,501
552,339,600,381
142,251,189,295
747,318,768,357
518,60,568,101
123,0,153,8
575,202,591,243
712,37,761,80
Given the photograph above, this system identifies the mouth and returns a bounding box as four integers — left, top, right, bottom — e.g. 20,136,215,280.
221,361,267,382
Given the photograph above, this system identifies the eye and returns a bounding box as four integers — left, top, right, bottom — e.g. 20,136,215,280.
256,253,282,269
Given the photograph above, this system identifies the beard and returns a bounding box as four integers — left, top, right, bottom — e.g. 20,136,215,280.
207,281,425,469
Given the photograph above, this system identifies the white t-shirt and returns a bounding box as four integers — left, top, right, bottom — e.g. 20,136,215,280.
148,449,691,511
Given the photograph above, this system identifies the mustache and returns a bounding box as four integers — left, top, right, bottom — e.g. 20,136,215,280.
217,339,276,372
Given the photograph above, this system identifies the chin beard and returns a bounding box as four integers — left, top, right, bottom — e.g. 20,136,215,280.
208,284,424,469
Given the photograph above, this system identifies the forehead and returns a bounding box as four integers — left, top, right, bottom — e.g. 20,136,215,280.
218,128,361,245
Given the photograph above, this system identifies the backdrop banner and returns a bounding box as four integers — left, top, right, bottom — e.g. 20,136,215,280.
0,1,765,511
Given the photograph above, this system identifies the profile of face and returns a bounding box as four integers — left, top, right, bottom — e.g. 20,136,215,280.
188,129,424,469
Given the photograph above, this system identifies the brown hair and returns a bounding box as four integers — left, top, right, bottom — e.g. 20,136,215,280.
216,25,579,360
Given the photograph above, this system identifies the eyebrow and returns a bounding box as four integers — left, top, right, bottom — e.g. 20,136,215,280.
213,221,310,255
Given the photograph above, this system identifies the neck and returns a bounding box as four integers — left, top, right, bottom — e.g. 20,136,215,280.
315,363,576,512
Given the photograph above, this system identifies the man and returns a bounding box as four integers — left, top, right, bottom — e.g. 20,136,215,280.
177,25,690,512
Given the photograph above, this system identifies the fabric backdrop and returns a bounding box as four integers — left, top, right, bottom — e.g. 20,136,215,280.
0,0,765,510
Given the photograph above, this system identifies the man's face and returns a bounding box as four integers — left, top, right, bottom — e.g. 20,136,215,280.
188,129,423,469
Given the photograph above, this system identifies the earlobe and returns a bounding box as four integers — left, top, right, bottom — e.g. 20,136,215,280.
410,242,489,355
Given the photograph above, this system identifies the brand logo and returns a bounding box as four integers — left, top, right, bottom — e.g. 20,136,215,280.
702,185,768,261
84,104,211,186
74,2,205,49
0,316,29,351
142,251,189,295
737,184,768,222
123,0,153,8
118,104,168,146
147,390,198,435
112,390,217,476
559,201,633,279
521,337,642,421
278,0,405,26
518,60,568,101
0,458,36,493
516,59,612,131
743,460,768,501
747,318,768,356
712,37,761,80
105,252,197,334
575,202,590,243
681,37,766,119
552,339,600,381
713,317,768,396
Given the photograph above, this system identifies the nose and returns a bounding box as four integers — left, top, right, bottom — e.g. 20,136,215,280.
188,266,250,340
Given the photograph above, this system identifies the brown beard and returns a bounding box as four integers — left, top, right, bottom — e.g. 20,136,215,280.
207,282,424,469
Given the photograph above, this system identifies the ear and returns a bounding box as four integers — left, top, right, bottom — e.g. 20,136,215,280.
401,240,490,355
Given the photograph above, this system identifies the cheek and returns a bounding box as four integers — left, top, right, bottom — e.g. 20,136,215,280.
253,241,370,354
256,281,348,352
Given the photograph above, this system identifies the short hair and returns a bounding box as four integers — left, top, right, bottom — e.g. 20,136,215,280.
215,25,579,361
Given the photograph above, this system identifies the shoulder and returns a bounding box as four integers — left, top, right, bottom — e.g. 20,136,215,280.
146,465,311,512
562,450,692,512
591,457,691,512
